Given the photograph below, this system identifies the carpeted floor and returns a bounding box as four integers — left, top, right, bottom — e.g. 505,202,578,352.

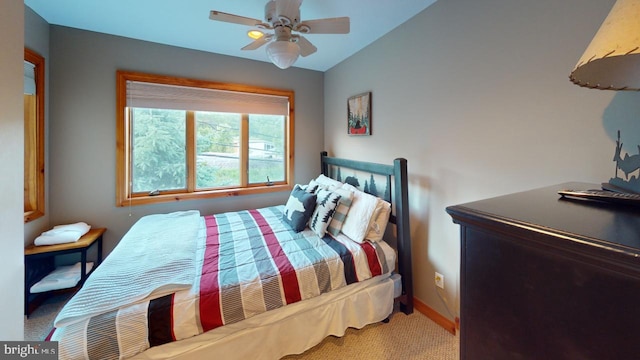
283,310,459,360
25,291,74,341
25,296,459,359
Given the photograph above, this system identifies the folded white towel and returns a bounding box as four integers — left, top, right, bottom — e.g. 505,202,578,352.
43,222,91,236
30,262,94,293
34,231,83,246
35,222,92,246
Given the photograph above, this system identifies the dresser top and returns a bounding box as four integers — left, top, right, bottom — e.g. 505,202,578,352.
446,182,640,260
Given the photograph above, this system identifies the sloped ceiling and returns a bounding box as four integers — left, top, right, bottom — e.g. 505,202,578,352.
24,0,437,71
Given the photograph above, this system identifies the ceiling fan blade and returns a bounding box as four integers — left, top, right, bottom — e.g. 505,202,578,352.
241,36,272,51
297,36,317,57
209,10,263,27
296,17,350,34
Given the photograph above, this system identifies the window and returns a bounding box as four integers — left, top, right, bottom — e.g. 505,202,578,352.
116,71,294,206
24,48,45,222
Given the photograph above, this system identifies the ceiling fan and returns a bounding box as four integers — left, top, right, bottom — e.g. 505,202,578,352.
209,0,350,69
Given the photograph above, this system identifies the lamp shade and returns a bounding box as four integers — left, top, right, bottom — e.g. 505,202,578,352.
266,40,300,69
569,0,640,90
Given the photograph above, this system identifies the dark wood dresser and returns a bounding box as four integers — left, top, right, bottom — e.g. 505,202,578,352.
446,182,640,360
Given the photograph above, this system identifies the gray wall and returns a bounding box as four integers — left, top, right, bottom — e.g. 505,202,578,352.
324,0,638,321
16,0,640,335
0,1,24,339
47,26,325,256
24,5,50,245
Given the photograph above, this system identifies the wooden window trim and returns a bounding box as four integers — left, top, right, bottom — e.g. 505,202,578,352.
115,70,295,207
24,48,45,223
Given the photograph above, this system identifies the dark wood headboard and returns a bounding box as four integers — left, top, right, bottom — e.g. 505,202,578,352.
320,151,413,315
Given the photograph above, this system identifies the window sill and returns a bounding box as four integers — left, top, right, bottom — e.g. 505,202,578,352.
117,184,292,207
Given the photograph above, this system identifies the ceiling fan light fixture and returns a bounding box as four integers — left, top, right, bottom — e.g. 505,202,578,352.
247,30,265,40
266,40,300,69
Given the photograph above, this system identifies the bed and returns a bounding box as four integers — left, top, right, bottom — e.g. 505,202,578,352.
47,152,413,359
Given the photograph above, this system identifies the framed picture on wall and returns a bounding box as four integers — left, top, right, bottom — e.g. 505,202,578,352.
347,92,371,136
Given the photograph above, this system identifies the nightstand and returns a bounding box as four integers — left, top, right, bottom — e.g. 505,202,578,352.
24,228,105,317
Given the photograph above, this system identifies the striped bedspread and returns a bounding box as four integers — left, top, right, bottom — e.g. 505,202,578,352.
50,206,390,360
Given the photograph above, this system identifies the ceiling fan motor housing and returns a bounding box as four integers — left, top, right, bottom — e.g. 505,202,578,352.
265,0,301,27
273,25,294,41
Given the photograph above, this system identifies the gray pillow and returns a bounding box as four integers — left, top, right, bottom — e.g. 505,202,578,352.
283,185,317,232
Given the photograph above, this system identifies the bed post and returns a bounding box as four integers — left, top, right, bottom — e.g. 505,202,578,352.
320,151,329,176
394,158,413,314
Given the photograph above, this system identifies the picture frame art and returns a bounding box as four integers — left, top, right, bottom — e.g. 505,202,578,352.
348,92,371,136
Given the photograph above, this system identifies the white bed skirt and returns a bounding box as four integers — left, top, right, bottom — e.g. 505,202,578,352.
132,275,395,360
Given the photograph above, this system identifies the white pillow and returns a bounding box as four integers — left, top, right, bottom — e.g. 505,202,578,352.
365,199,391,242
339,183,380,243
309,189,342,237
314,174,343,190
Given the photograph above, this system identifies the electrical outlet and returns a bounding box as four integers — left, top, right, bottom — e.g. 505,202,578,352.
435,272,444,289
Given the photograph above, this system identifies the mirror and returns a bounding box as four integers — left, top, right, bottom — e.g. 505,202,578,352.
24,48,45,223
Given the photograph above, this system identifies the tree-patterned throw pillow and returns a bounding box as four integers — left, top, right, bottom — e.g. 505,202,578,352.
309,189,342,237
